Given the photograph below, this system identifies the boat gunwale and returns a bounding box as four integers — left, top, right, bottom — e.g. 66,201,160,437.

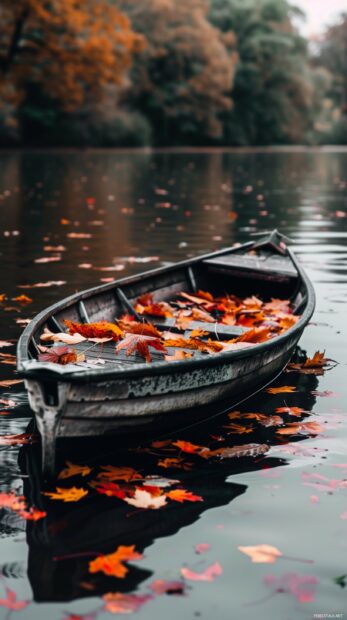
16,244,315,383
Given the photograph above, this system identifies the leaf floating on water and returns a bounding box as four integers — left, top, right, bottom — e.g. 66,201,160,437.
149,580,186,595
116,333,167,362
173,440,205,454
0,379,23,387
0,340,13,348
12,294,33,304
103,592,152,614
43,487,88,502
181,562,223,582
58,461,93,480
0,587,30,611
96,465,142,483
276,406,305,417
123,489,167,509
276,422,322,436
263,572,318,603
200,443,268,460
266,385,296,394
0,492,46,521
166,489,203,503
158,457,194,470
0,433,38,446
238,544,283,563
89,545,143,578
195,543,211,554
286,351,335,375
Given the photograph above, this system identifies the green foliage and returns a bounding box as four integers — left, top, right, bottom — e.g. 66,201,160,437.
210,0,314,145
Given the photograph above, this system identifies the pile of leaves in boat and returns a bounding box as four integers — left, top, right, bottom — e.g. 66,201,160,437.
37,290,302,364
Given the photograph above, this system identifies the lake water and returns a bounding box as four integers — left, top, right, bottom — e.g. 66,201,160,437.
0,148,346,619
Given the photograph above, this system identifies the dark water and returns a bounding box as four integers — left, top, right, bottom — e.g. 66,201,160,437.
0,149,346,619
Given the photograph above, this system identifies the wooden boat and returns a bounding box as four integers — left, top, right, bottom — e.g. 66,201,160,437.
16,230,315,476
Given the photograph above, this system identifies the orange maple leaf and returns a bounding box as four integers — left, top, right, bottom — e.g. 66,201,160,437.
276,421,322,435
43,487,88,502
276,406,305,417
236,327,272,343
89,545,143,578
166,489,203,503
65,320,123,341
223,422,254,434
116,333,167,362
58,461,92,480
96,465,142,483
12,294,33,304
157,457,194,470
266,385,296,394
118,319,161,338
173,440,204,454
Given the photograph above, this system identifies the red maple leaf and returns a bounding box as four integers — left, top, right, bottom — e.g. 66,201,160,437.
116,334,167,362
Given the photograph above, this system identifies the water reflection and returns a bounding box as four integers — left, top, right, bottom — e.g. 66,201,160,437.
0,148,346,618
14,350,318,604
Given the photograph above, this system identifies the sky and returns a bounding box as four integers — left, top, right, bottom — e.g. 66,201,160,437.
294,0,346,35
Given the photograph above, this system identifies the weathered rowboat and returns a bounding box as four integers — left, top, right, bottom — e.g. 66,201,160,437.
17,230,315,476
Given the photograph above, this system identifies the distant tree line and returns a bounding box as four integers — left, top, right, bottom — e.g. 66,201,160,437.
0,0,346,146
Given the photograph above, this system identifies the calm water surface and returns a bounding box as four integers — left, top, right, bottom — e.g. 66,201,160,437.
0,149,346,619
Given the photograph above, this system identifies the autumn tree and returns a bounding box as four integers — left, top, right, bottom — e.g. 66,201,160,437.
118,0,238,145
0,0,144,141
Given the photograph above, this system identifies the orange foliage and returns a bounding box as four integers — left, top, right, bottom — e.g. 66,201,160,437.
89,545,143,579
0,1,144,111
166,489,203,503
65,320,123,341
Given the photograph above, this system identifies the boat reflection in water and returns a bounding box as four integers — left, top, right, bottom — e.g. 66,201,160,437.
20,348,318,603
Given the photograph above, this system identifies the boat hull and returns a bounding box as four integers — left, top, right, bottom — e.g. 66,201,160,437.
25,329,301,438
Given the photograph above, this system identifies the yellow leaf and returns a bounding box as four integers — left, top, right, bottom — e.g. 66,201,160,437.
43,486,88,502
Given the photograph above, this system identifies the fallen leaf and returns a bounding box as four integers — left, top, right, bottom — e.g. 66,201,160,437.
96,465,142,483
0,588,30,611
89,545,143,578
263,572,318,603
181,562,222,582
43,487,88,502
165,350,193,361
38,345,85,365
276,406,305,417
166,489,203,503
276,422,322,435
12,294,32,304
0,379,23,387
117,319,161,338
200,443,268,460
116,333,167,362
286,351,334,375
223,422,254,434
195,543,211,554
238,544,282,563
91,481,127,499
65,320,123,341
158,457,194,470
266,386,296,394
18,281,66,288
103,592,152,614
40,328,86,345
58,461,92,480
0,340,13,348
0,433,37,446
173,440,205,454
34,256,61,264
149,580,186,595
123,489,167,509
